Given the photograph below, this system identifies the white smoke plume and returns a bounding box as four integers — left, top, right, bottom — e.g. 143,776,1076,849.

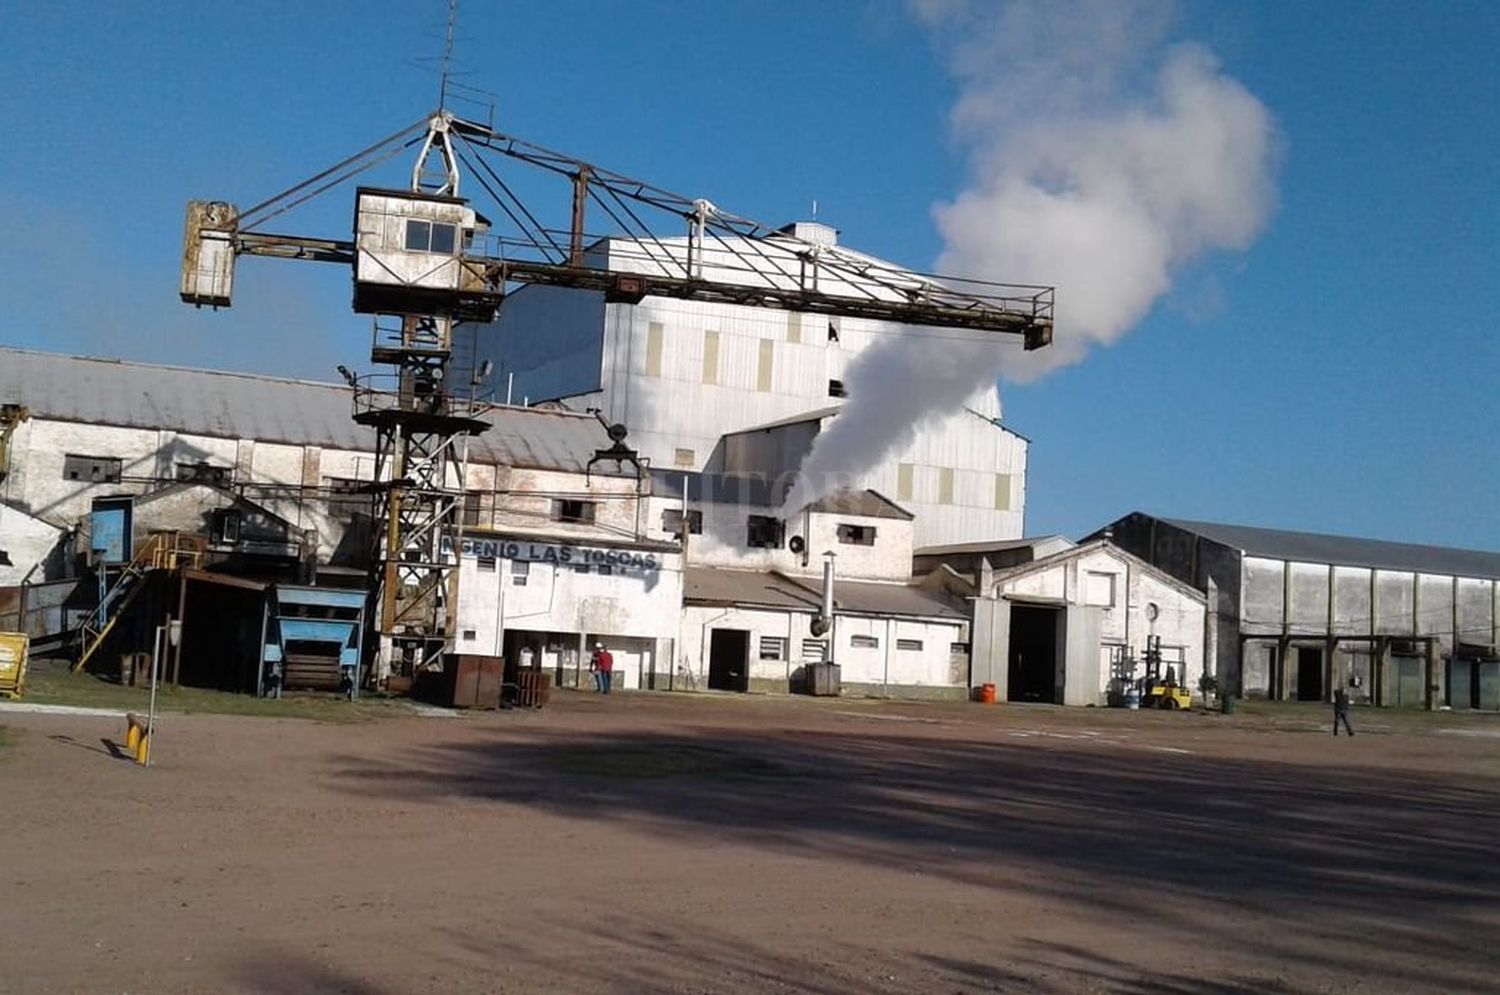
782,0,1278,513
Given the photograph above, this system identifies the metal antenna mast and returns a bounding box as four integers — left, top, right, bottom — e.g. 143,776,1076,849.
437,0,457,111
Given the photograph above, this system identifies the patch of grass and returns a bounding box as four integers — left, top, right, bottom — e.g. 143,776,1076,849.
21,669,406,724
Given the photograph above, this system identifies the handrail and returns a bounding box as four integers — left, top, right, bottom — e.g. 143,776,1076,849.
74,532,205,671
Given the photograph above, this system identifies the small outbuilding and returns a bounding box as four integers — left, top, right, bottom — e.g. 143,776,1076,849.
936,539,1209,706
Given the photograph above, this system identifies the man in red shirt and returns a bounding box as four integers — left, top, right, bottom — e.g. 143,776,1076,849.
590,642,615,695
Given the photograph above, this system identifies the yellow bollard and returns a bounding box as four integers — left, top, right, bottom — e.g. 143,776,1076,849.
125,712,150,764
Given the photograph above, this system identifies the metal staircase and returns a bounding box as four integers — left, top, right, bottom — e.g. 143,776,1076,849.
73,532,202,673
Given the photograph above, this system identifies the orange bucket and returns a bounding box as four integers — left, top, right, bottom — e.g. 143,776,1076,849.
980,682,997,704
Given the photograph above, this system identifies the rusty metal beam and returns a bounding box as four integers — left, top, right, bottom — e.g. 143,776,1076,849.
569,167,591,267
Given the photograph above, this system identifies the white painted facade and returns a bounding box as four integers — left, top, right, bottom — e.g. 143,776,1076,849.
712,405,1027,549
997,544,1207,702
0,503,62,586
458,231,1031,548
644,489,915,583
1098,513,1500,708
679,600,968,696
453,532,682,692
1237,555,1500,705
960,541,1209,706
0,413,377,575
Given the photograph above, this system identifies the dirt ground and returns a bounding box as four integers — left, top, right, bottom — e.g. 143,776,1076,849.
2,692,1498,995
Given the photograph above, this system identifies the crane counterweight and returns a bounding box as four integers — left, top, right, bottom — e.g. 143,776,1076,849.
180,200,239,308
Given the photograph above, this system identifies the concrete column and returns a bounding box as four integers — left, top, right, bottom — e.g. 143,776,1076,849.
1204,577,1219,683
1427,638,1441,711
576,631,588,690
300,446,322,491
654,636,674,691
1492,579,1498,654
1411,571,1420,643
1278,559,1292,701
1375,637,1391,708
969,597,1010,701
1325,564,1338,700
1453,575,1461,657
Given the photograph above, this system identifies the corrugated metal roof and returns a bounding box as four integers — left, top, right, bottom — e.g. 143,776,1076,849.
914,535,1071,557
727,404,1031,445
0,347,624,475
827,577,968,619
684,567,966,620
1156,515,1500,580
684,568,821,611
726,406,842,435
810,489,912,521
648,469,907,518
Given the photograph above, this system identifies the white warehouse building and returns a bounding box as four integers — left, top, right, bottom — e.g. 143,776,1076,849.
455,222,1030,549
0,347,971,701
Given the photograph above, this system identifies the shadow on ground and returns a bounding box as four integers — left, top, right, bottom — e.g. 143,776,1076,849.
325,726,1500,992
234,927,1318,995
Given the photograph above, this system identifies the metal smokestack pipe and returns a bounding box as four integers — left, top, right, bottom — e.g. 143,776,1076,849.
821,553,835,623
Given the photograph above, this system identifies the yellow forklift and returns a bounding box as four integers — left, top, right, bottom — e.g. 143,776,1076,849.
1141,635,1192,710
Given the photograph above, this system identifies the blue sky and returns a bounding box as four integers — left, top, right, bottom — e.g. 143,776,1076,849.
1,1,1496,548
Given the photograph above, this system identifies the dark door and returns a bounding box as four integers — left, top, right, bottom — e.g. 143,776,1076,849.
1008,605,1061,703
708,629,750,692
1296,647,1324,701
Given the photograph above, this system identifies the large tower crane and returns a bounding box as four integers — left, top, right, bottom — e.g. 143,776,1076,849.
180,109,1053,686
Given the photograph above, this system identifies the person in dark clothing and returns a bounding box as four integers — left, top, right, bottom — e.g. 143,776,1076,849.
1333,685,1355,736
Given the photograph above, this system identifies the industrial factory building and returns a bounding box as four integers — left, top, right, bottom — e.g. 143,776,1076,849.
0,347,661,692
0,346,975,700
1099,513,1500,710
455,221,1031,549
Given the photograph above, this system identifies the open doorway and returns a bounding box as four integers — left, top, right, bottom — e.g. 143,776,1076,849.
1008,604,1061,703
708,629,749,692
1296,646,1324,701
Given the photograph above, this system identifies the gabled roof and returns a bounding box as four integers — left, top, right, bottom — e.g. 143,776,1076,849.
649,470,911,519
726,404,1029,444
726,406,843,436
993,539,1207,605
1134,514,1500,580
0,347,628,476
683,567,822,611
808,489,912,521
914,534,1071,558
